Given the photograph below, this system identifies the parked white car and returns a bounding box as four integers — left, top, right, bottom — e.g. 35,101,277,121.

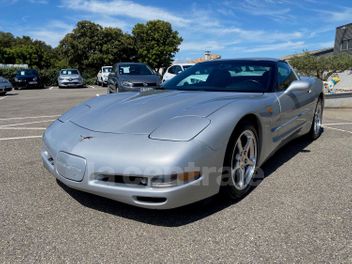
96,66,113,86
162,63,194,82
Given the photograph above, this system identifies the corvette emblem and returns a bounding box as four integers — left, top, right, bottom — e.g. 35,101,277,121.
80,135,93,142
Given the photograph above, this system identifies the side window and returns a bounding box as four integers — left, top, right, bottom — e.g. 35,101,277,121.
174,65,182,74
277,62,297,91
168,66,176,74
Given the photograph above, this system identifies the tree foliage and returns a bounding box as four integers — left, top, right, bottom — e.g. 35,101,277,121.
57,20,136,74
0,32,56,69
0,19,183,85
289,52,352,81
132,20,183,71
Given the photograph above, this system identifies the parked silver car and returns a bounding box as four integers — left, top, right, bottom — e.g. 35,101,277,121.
42,59,324,209
0,76,13,96
107,62,161,93
58,69,84,88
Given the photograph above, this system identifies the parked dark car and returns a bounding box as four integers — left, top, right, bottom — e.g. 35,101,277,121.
0,76,13,96
107,62,161,93
13,69,43,89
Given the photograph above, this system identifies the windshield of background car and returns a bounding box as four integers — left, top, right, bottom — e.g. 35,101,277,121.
183,65,193,70
61,70,79,75
103,67,112,73
16,69,37,76
118,64,153,75
163,60,275,93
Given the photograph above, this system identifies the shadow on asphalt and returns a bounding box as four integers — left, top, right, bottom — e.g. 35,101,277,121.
1,92,18,96
57,136,314,227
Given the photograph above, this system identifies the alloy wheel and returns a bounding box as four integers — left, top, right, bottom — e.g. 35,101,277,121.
230,130,258,191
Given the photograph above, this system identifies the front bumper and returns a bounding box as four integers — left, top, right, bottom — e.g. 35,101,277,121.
41,120,224,209
14,80,39,88
58,80,83,87
0,86,12,92
118,86,157,93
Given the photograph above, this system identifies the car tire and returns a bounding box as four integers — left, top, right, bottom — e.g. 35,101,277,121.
221,121,259,200
0,91,5,96
309,98,323,140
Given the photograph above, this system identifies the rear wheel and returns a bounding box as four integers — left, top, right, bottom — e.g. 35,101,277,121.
222,122,258,200
0,91,6,96
309,98,323,140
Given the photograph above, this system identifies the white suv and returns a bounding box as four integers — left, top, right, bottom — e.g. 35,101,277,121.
162,63,194,82
96,66,113,86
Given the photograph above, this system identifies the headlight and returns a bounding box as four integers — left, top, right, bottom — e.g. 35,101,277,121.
149,116,211,141
150,171,201,188
33,77,38,81
59,77,64,81
122,81,133,88
14,77,19,82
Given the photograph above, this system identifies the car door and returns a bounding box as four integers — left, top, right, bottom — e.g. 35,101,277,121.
273,61,310,142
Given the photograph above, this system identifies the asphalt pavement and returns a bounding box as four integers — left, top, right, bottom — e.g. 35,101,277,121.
0,87,351,263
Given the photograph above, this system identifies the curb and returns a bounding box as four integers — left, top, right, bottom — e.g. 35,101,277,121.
325,93,352,108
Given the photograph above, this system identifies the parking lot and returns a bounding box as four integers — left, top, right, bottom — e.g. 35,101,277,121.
0,87,351,263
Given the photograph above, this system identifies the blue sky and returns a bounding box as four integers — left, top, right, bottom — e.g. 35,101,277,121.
1,0,352,61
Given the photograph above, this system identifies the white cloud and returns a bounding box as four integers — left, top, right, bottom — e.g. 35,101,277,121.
322,7,352,22
29,0,48,4
61,0,190,27
180,41,226,51
29,21,73,47
223,0,294,21
242,41,305,53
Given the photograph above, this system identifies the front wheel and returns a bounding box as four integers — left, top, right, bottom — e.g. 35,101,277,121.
222,122,259,200
309,98,323,140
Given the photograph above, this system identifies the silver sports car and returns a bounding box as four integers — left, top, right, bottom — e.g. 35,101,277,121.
42,59,324,209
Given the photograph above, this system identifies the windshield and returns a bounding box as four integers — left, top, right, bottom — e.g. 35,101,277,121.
16,69,37,76
183,65,193,70
118,64,153,75
103,67,112,73
163,60,274,93
61,69,79,75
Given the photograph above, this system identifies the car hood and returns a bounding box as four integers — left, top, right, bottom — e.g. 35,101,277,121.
118,75,160,83
69,90,262,134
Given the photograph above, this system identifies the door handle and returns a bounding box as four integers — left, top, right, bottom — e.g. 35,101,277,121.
307,89,312,94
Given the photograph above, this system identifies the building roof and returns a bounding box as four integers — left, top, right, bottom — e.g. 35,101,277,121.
336,23,352,29
190,54,221,63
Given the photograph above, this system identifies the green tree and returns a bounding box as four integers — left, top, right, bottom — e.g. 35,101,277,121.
289,52,352,81
132,20,183,72
0,32,56,69
58,20,135,74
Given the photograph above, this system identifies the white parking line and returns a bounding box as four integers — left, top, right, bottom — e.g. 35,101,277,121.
0,119,55,128
323,122,352,126
0,115,59,121
324,126,352,134
0,135,42,142
0,97,6,101
0,127,46,130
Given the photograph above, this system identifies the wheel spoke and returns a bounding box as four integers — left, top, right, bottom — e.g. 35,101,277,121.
244,136,253,153
238,168,245,188
237,137,243,152
246,158,255,166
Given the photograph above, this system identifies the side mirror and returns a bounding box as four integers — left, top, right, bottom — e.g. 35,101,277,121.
286,80,310,93
176,70,182,75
